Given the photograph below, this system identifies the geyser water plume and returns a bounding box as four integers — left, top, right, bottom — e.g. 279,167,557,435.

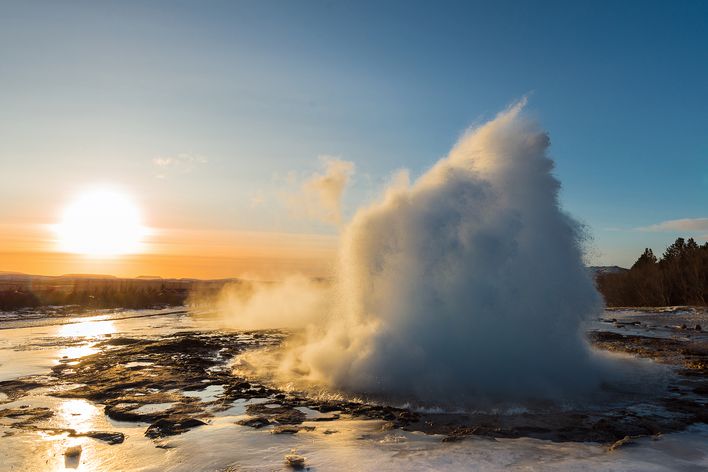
277,100,606,403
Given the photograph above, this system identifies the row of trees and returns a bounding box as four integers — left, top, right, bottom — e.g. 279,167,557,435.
0,282,189,311
597,237,708,307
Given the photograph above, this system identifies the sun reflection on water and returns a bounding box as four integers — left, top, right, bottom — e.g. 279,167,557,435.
59,398,99,432
58,345,99,360
55,318,116,362
58,318,116,338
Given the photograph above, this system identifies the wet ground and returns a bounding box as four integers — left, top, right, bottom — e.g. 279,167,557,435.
0,307,707,471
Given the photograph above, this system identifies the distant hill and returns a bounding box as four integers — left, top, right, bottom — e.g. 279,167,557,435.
588,266,628,277
60,273,118,279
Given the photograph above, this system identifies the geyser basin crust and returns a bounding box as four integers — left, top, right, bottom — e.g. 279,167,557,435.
279,101,605,403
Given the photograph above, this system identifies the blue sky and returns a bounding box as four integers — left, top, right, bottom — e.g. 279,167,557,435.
1,0,707,272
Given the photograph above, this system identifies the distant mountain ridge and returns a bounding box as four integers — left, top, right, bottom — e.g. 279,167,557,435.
588,266,629,276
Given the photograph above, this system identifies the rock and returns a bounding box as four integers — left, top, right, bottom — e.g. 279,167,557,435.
313,413,340,421
155,443,176,449
238,417,271,428
64,445,82,468
274,409,307,425
317,403,339,413
145,417,207,439
608,435,633,451
284,450,306,469
64,445,82,457
182,418,207,428
695,324,702,331
272,426,300,434
72,430,125,445
102,337,142,346
272,425,315,434
439,426,480,442
245,403,306,425
680,324,688,330
0,380,45,401
0,406,54,429
381,421,396,431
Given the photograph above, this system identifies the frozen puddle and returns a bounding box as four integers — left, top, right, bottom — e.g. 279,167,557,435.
132,402,176,415
296,406,341,420
183,384,224,402
125,361,154,368
213,397,270,417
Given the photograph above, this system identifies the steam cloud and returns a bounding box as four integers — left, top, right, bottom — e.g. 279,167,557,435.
292,156,355,225
223,101,610,405
272,100,606,403
198,276,329,331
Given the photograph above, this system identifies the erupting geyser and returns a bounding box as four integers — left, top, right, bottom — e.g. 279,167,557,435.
279,100,605,403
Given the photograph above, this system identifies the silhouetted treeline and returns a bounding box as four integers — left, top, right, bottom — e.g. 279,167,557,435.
597,237,708,307
0,276,192,311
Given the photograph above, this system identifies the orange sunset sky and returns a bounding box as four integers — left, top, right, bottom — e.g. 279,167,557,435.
0,221,336,279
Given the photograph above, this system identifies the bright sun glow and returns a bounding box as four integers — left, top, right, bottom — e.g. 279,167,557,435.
56,187,148,256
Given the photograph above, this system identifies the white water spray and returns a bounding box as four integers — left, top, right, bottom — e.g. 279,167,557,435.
274,101,605,403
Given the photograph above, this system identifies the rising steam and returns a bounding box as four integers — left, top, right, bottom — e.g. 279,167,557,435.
228,101,609,404
192,276,330,331
273,100,606,403
290,156,355,225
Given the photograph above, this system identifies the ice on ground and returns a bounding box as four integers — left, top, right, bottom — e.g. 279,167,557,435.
1,307,707,471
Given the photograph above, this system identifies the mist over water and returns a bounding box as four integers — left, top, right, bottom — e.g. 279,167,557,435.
234,101,616,404
198,276,330,331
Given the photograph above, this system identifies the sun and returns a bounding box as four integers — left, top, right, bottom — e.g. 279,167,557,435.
55,187,148,257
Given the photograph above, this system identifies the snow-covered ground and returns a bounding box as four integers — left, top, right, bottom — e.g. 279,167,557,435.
1,308,706,471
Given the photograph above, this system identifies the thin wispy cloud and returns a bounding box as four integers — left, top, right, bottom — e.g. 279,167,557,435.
152,154,207,179
637,217,708,232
